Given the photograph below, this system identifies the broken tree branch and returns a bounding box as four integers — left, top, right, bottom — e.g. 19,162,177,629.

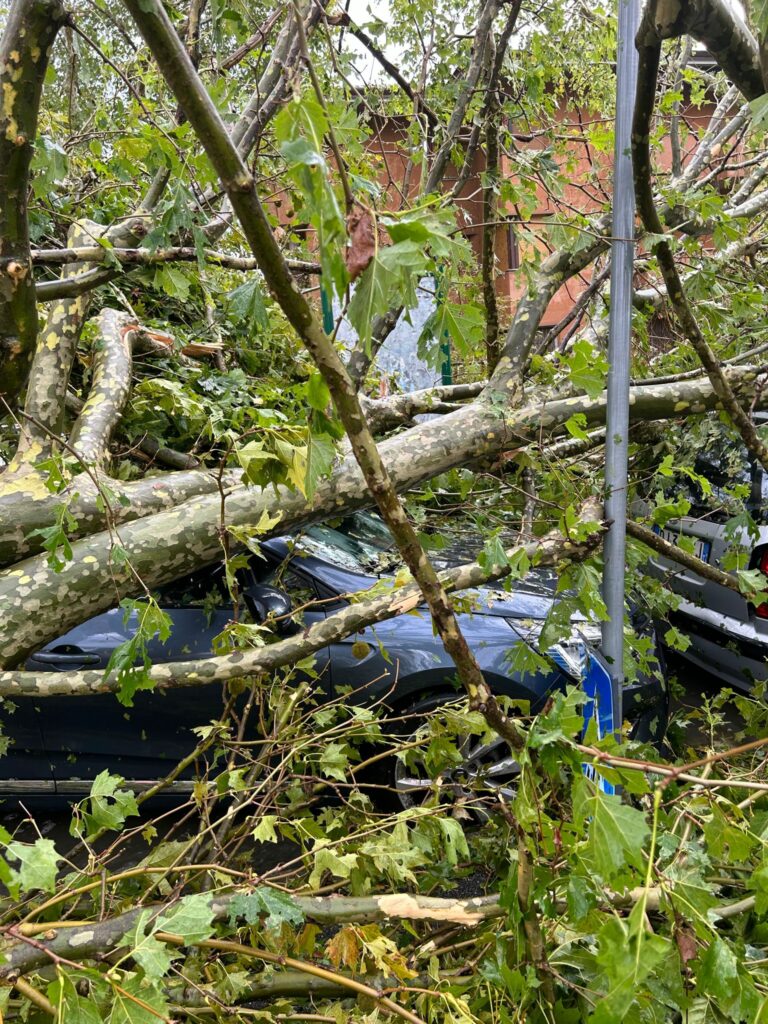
121,0,535,755
68,308,135,465
0,508,600,696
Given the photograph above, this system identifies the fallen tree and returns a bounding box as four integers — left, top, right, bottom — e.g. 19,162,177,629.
1,0,768,1019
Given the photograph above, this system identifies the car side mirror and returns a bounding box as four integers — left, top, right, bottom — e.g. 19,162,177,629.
243,584,297,636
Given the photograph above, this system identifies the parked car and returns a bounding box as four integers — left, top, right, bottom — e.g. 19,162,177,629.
644,415,768,691
5,513,667,809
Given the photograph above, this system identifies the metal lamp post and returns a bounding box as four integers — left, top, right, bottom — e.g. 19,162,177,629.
602,0,639,734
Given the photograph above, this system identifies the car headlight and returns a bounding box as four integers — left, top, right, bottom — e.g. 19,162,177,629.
507,615,603,682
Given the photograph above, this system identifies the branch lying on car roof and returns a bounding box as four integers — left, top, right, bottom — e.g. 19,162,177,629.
3,362,768,663
0,508,602,697
122,0,545,763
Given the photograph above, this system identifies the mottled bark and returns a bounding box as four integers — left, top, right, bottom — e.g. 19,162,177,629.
1,364,765,667
0,0,67,407
68,308,136,465
20,220,104,455
0,465,240,567
638,0,765,101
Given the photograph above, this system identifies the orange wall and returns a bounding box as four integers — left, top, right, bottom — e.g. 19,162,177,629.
365,94,728,328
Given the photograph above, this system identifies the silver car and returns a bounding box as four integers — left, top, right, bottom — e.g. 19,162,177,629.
645,418,768,691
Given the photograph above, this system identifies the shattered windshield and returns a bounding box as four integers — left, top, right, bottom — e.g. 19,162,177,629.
298,512,399,575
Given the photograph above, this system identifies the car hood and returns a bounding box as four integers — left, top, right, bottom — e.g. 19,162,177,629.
471,572,557,620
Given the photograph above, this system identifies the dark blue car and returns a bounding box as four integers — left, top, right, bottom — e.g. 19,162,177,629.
5,513,666,809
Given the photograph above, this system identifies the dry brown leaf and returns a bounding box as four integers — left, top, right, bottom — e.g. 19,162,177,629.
326,925,361,970
345,207,376,281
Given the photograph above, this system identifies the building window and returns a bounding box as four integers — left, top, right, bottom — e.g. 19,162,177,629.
506,222,519,271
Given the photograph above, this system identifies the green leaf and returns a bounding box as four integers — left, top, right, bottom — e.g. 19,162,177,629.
306,372,331,411
304,432,336,499
435,816,470,867
529,686,586,748
155,893,216,944
381,206,472,263
48,972,103,1024
104,598,173,707
30,136,68,198
573,775,650,879
71,770,140,839
155,265,191,302
309,846,359,889
121,909,175,982
107,974,168,1024
5,837,61,895
750,95,768,132
590,908,670,1024
319,740,350,782
698,936,739,1004
348,240,427,351
563,413,589,440
227,278,269,335
27,501,78,571
754,0,768,40
251,815,280,844
419,300,485,364
563,338,609,399
227,887,305,930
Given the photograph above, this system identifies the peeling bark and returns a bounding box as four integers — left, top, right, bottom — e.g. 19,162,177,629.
0,515,597,693
68,308,136,465
0,0,67,407
1,365,765,667
0,889,501,981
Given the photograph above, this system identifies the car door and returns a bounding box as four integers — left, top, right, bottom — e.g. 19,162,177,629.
29,560,330,794
27,565,240,792
0,697,55,796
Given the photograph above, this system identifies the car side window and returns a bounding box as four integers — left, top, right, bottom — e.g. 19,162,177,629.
156,564,229,610
251,560,319,610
